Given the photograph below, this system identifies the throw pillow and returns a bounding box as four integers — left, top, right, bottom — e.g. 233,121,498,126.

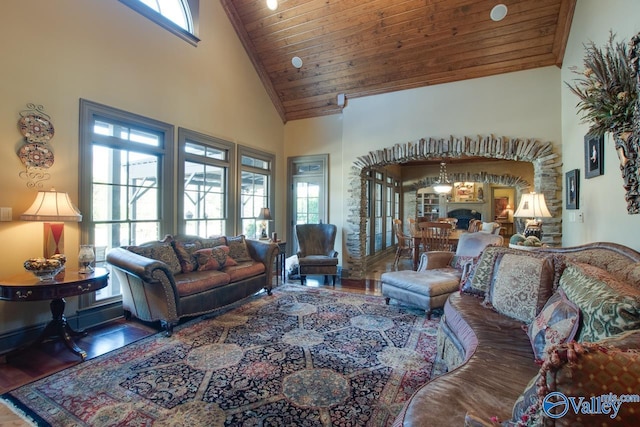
171,240,202,273
128,243,182,275
485,252,555,323
195,246,238,271
511,341,640,425
559,261,640,342
200,235,227,249
527,289,580,362
451,255,479,293
466,246,565,298
227,235,252,262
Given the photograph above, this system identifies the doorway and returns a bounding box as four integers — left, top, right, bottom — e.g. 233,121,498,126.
287,155,329,256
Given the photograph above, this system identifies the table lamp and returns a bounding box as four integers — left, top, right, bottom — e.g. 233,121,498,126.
513,192,551,239
257,207,272,239
21,188,82,258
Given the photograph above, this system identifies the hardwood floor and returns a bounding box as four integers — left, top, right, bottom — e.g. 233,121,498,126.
0,253,402,423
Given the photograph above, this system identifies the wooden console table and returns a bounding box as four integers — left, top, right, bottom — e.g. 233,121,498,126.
0,268,109,360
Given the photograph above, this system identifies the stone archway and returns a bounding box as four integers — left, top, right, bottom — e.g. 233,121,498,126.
345,135,562,279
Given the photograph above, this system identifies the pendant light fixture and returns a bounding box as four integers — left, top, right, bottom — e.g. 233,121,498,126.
433,162,453,194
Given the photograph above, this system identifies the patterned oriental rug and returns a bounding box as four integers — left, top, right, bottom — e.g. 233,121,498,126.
1,285,440,426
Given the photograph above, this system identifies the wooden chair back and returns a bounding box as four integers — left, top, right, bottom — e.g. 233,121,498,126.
437,217,459,227
418,221,453,252
393,219,413,266
468,219,482,232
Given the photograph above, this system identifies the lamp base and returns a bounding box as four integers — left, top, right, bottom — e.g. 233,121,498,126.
524,225,542,240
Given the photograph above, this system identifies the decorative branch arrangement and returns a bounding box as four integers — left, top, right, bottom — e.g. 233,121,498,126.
566,32,640,214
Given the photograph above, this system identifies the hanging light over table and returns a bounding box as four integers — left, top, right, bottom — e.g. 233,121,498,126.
433,162,453,194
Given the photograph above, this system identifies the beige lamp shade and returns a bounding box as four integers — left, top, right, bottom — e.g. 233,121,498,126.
21,189,82,258
514,192,551,219
21,189,82,222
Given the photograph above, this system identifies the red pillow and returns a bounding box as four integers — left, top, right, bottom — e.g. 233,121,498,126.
195,246,238,271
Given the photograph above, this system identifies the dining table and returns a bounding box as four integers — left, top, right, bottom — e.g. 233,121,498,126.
410,228,467,270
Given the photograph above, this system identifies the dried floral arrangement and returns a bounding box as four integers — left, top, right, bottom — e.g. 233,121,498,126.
566,32,638,136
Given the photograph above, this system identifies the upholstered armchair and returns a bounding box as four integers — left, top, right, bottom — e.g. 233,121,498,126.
295,224,339,285
381,231,504,318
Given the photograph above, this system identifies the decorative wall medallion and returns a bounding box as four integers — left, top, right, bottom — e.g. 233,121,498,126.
16,104,55,188
18,143,55,168
18,114,55,143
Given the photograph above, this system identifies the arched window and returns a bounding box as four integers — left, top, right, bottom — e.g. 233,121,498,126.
138,0,193,32
120,0,200,46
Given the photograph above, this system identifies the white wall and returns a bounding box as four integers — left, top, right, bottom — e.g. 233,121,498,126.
0,1,283,337
561,0,640,249
285,66,562,269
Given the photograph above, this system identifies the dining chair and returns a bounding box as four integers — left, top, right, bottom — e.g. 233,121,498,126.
437,217,459,228
468,219,482,232
393,219,414,267
418,221,453,253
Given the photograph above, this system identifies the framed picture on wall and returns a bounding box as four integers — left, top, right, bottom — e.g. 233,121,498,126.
584,134,604,178
566,169,579,209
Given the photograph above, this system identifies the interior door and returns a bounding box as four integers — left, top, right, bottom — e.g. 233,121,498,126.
292,176,324,252
288,155,328,256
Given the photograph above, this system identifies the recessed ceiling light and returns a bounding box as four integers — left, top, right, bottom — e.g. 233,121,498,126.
292,56,303,69
266,0,278,11
490,4,508,22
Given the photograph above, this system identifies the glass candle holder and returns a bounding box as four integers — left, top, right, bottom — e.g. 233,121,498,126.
78,245,95,274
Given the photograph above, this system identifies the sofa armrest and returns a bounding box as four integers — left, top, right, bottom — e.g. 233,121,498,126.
417,251,454,271
106,247,175,283
245,239,278,282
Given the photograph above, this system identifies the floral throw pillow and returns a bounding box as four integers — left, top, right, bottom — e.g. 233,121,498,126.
560,261,640,342
486,252,555,323
227,235,252,262
195,246,238,271
171,240,202,273
527,289,580,362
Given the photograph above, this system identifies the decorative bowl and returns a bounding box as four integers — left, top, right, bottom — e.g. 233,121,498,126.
24,256,65,281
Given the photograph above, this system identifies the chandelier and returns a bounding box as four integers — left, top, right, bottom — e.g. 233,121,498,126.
433,162,453,194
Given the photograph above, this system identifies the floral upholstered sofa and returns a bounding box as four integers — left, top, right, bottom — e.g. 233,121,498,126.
107,234,278,336
392,242,640,426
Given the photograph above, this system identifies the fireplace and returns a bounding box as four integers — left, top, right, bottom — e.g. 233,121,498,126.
447,209,482,230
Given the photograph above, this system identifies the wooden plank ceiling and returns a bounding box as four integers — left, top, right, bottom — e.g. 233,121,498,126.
221,0,576,123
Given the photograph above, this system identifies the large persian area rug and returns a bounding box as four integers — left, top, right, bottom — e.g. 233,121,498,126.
1,285,440,426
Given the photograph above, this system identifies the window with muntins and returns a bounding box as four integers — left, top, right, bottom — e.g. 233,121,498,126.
178,128,235,237
79,99,174,305
239,147,275,240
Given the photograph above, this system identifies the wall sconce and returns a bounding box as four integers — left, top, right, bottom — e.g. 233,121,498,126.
257,207,273,240
21,188,82,258
514,192,551,239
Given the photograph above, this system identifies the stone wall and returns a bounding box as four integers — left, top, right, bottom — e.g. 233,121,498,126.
345,135,562,279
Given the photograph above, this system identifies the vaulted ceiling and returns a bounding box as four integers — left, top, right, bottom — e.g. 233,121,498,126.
220,0,576,123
